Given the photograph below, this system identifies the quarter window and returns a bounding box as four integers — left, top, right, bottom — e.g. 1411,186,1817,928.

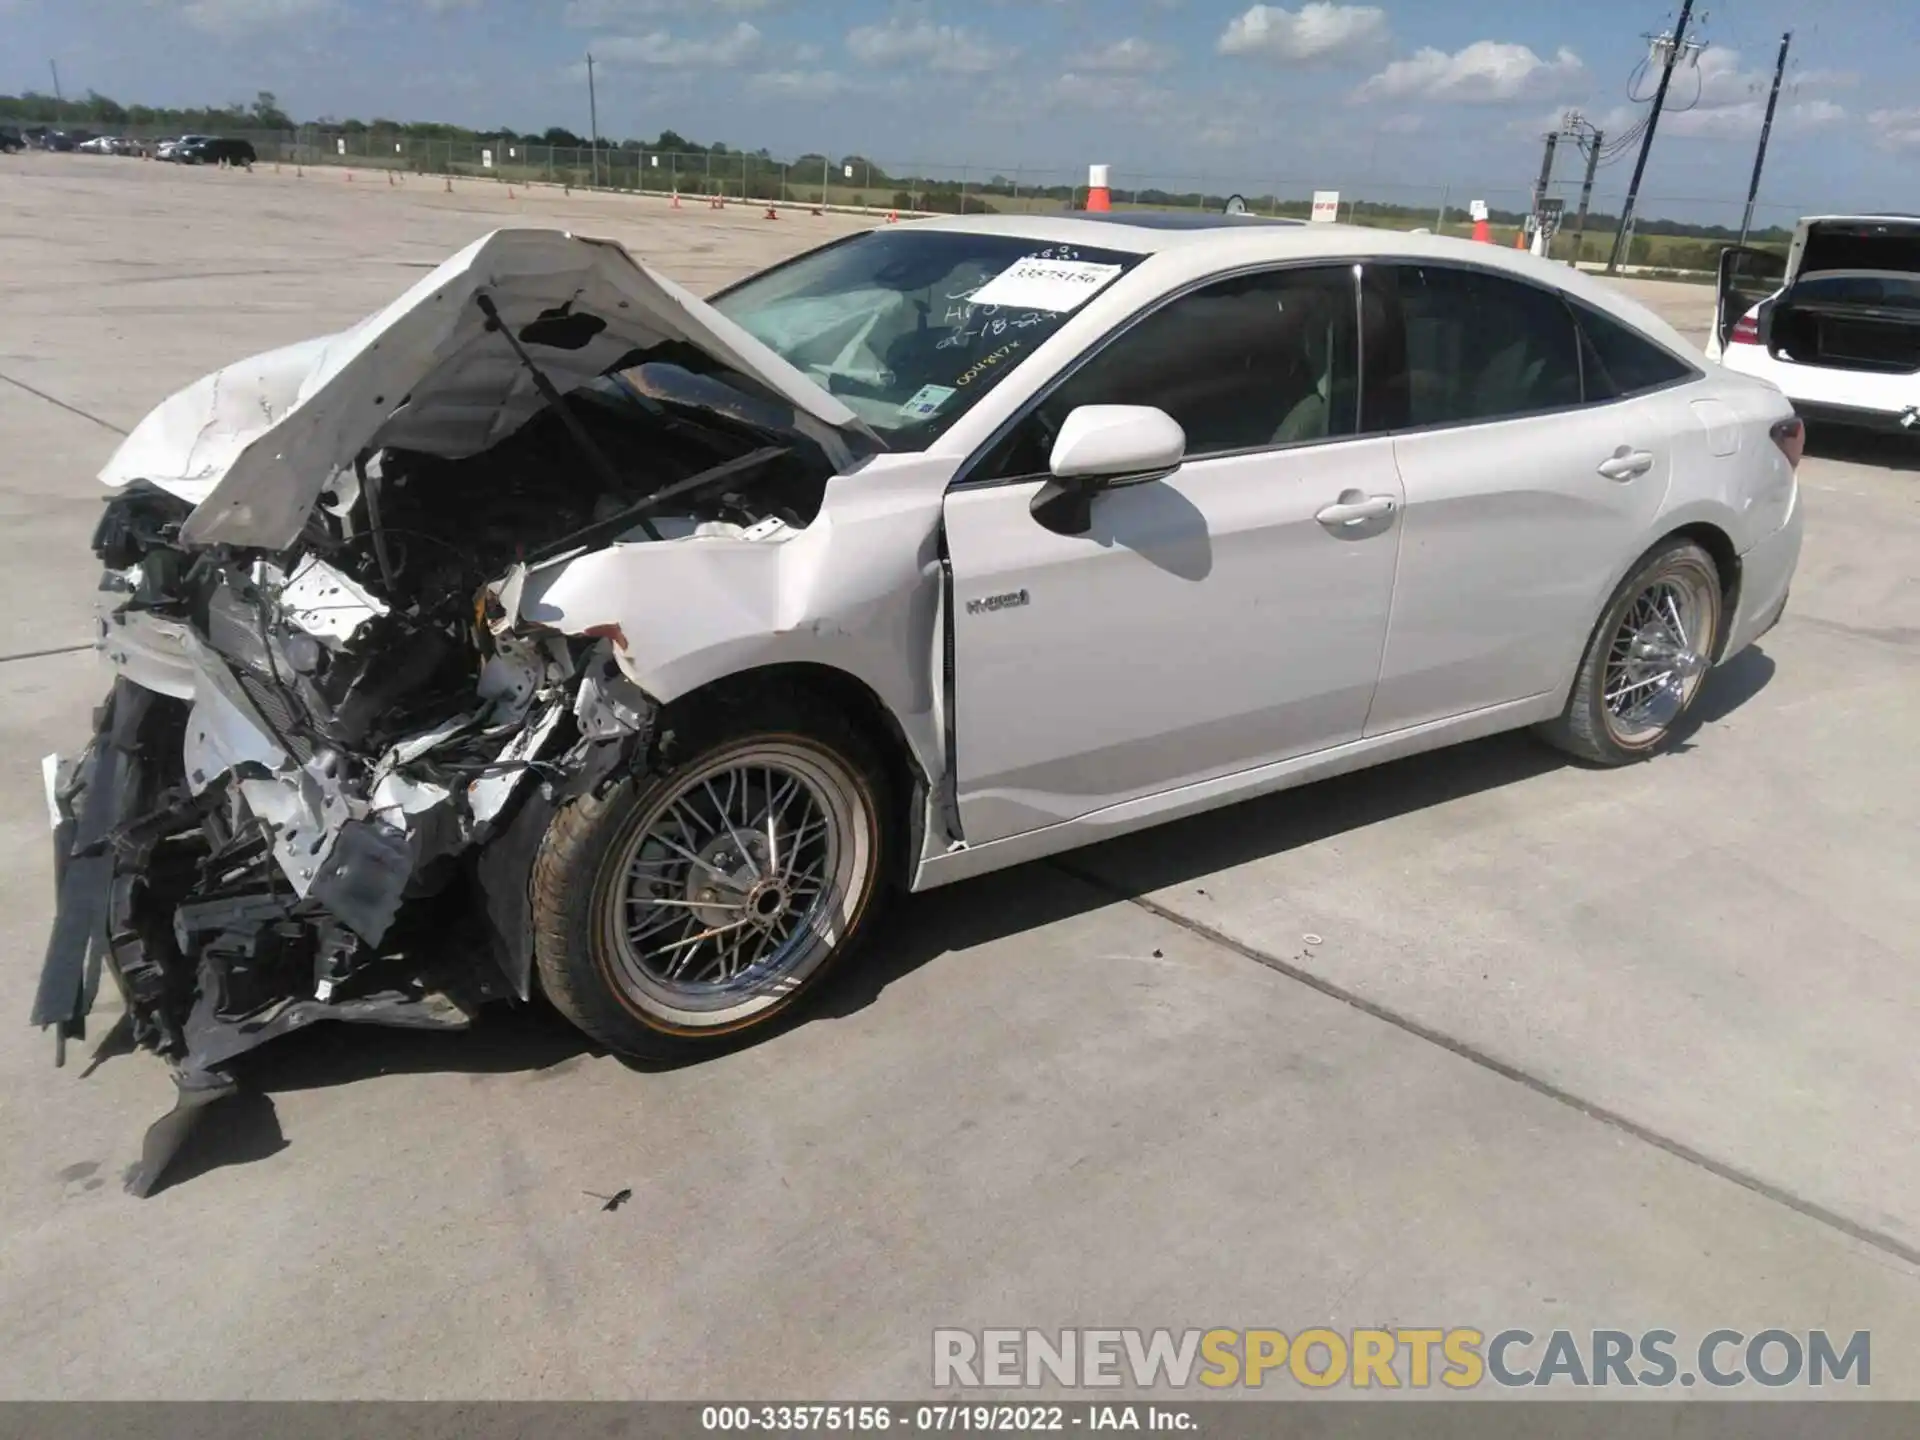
1575,303,1697,400
1392,265,1582,425
979,265,1360,480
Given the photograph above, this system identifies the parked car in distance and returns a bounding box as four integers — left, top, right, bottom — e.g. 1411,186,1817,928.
0,127,23,153
173,136,256,167
156,134,213,161
40,217,1806,1194
1711,214,1920,435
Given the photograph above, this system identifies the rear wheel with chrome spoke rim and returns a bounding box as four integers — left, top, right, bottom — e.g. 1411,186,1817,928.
533,694,893,1060
1540,539,1724,766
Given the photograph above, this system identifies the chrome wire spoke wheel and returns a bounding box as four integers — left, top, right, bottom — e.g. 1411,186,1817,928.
1599,556,1720,750
596,741,875,1030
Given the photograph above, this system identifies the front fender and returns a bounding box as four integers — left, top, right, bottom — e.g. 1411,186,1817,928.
515,464,951,790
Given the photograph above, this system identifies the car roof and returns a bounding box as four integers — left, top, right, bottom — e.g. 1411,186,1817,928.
892,212,1700,357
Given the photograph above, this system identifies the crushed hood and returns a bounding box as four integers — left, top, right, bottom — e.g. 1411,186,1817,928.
99,228,872,550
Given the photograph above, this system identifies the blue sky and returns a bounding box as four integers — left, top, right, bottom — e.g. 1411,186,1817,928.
7,0,1919,223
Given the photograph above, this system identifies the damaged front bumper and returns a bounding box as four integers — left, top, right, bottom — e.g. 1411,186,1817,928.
37,516,661,1197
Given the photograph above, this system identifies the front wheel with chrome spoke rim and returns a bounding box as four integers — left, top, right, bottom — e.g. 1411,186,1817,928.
1540,539,1724,766
532,694,893,1060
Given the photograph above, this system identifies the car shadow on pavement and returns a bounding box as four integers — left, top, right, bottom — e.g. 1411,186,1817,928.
211,648,1778,1120
1806,425,1920,472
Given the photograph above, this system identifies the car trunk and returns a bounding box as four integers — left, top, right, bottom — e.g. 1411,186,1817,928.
1771,221,1920,375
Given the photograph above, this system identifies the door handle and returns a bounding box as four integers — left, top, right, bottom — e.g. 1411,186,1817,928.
1597,449,1656,481
1315,495,1397,528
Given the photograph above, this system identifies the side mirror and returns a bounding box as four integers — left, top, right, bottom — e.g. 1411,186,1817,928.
1031,405,1186,537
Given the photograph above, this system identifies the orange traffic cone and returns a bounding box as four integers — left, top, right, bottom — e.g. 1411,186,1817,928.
764,204,779,220
886,210,898,224
1471,216,1491,244
1086,163,1112,212
671,191,681,209
507,185,515,199
1514,226,1528,249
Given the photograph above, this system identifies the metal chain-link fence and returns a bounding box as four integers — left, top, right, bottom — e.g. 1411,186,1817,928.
91,122,1804,273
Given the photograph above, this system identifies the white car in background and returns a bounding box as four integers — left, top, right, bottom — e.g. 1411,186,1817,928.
1711,214,1920,434
38,217,1805,1192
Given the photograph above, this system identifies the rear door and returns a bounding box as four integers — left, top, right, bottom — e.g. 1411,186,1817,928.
1713,246,1788,356
1366,264,1682,735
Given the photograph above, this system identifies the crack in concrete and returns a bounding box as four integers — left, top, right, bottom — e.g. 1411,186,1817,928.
1049,856,1920,1273
0,372,130,436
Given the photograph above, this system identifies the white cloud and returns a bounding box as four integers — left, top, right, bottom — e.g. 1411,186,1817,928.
1354,41,1586,103
1048,71,1175,113
592,21,762,67
563,0,776,24
748,69,853,101
1663,95,1847,138
1080,37,1174,73
845,15,1011,74
1868,107,1920,152
1217,4,1389,64
170,0,334,32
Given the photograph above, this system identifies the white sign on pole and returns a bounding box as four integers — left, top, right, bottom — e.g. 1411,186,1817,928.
481,148,494,169
509,147,517,159
335,137,346,155
394,142,401,154
845,164,855,179
1310,190,1340,224
652,154,660,166
1469,199,1489,222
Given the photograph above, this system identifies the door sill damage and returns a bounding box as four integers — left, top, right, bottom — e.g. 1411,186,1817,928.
33,237,853,1195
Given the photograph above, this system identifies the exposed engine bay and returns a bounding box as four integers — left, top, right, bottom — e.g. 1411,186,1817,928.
34,340,841,1195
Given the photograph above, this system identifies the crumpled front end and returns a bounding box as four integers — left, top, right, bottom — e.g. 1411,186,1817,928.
36,318,845,1195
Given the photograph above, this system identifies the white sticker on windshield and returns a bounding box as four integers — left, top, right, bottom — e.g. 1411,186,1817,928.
900,384,957,420
968,257,1125,314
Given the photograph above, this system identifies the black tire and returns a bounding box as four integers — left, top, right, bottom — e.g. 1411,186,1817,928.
1538,538,1724,766
531,689,895,1062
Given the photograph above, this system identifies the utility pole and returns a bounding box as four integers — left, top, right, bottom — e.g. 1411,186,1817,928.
1530,130,1560,256
49,60,63,112
1573,128,1604,265
586,52,600,189
1607,0,1698,275
1739,31,1792,246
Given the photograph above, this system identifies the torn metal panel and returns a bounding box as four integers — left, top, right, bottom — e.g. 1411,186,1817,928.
272,554,389,649
181,637,290,793
468,697,567,830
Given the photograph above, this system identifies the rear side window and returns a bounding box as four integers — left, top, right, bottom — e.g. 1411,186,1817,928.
1575,304,1696,401
1393,266,1582,426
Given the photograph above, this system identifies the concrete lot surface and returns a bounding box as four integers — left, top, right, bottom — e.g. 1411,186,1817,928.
1,154,1916,1399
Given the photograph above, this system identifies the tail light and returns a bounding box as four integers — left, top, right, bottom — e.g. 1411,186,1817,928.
1730,311,1763,345
1770,416,1805,470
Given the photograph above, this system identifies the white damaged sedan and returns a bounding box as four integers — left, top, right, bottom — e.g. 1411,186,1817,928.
37,217,1804,1191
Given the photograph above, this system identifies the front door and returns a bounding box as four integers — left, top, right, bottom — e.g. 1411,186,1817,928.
1712,245,1789,356
940,263,1404,846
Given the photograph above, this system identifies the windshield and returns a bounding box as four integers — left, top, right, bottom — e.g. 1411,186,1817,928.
709,229,1147,446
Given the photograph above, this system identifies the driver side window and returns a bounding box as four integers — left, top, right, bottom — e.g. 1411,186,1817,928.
979,265,1360,481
